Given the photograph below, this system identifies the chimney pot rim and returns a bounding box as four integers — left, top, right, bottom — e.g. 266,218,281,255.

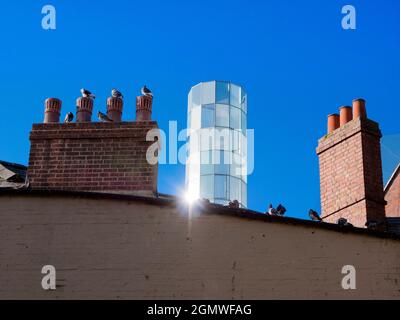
339,106,352,110
76,96,94,101
352,98,366,102
45,97,61,102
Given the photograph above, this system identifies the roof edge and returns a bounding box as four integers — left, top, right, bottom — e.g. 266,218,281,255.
384,163,400,194
0,160,27,170
0,188,399,241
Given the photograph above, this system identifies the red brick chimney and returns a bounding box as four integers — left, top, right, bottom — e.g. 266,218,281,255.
27,94,159,196
316,99,386,228
44,98,62,123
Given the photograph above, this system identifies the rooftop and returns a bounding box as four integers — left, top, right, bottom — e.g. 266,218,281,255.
0,160,27,188
0,187,399,241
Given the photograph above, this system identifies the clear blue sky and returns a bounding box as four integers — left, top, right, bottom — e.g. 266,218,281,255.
0,0,399,219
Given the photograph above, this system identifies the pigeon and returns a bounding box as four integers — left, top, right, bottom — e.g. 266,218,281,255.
111,88,123,98
141,85,153,97
267,204,277,215
337,218,353,227
309,209,322,221
365,220,384,230
97,111,113,122
276,204,286,216
64,112,73,123
228,200,240,209
80,88,96,99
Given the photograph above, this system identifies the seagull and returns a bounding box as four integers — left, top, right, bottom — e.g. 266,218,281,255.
141,85,153,97
97,111,113,122
111,88,123,98
80,88,96,99
228,200,240,209
267,204,277,215
309,209,322,222
276,204,286,216
64,112,74,123
337,218,353,227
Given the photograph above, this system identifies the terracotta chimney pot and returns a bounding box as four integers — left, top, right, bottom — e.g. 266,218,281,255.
339,106,353,126
352,98,367,119
327,114,340,134
107,97,123,122
44,98,62,123
76,97,94,122
136,95,153,121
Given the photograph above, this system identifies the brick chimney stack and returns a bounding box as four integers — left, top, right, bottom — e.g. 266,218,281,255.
76,97,93,122
136,95,153,121
107,97,123,122
317,99,386,229
28,95,159,197
43,98,62,123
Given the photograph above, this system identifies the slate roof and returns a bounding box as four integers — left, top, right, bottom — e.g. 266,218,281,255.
0,160,27,188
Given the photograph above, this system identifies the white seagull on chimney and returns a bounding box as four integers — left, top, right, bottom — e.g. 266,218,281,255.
80,88,96,99
141,85,153,97
111,88,123,98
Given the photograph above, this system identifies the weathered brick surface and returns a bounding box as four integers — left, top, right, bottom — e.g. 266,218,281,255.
0,194,399,299
27,122,159,196
317,118,386,227
385,166,400,217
